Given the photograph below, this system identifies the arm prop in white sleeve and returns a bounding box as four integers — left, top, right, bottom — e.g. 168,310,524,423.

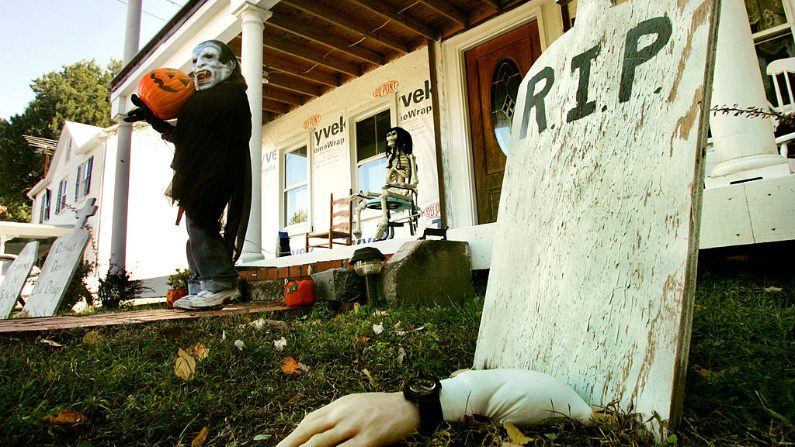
439,369,594,426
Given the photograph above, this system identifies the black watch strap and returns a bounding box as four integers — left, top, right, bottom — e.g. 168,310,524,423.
403,378,443,435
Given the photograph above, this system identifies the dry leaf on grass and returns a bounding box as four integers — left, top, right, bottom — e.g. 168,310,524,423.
397,346,406,365
40,339,63,348
362,368,376,386
43,409,87,426
281,357,301,374
274,337,287,351
372,323,384,335
248,318,268,329
189,342,209,361
82,331,103,347
764,286,783,293
191,426,209,447
234,339,246,351
503,421,534,445
691,364,713,377
174,348,196,381
353,303,361,313
357,335,370,347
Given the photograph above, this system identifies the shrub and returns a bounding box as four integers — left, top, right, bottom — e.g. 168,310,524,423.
97,266,148,309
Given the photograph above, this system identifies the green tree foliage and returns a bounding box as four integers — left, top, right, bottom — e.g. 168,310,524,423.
0,60,121,222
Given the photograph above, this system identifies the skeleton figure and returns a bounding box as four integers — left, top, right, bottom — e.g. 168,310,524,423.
352,127,418,240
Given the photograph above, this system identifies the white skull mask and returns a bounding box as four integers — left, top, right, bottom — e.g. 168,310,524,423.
192,41,235,90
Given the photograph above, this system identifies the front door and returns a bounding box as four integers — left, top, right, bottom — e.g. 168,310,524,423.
465,21,542,224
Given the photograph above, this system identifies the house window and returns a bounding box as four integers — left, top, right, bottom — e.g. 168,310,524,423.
39,189,51,223
283,145,308,227
355,109,391,193
74,156,94,201
746,0,795,103
55,179,68,214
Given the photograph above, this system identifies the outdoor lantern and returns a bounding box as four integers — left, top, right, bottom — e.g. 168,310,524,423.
349,247,386,307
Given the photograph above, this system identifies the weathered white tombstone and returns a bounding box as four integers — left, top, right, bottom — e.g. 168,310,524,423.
0,241,40,318
474,0,718,432
21,199,97,317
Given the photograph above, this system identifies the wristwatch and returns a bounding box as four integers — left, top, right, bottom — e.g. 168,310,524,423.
403,377,443,435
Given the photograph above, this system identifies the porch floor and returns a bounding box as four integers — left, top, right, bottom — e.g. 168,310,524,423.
0,302,295,334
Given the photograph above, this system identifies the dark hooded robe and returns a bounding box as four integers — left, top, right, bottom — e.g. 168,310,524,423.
162,79,252,263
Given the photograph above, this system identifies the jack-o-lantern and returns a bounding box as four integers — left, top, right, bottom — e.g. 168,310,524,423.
137,68,195,120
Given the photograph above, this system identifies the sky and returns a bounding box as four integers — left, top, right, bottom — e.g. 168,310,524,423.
0,0,187,120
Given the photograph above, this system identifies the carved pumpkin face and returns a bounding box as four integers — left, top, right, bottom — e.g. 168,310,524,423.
137,68,195,120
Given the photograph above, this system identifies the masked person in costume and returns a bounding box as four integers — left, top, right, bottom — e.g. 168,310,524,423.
125,40,252,310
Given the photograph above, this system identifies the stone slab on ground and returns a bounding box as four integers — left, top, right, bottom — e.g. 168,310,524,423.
311,268,364,302
247,279,285,302
381,240,474,306
474,0,717,430
0,241,39,319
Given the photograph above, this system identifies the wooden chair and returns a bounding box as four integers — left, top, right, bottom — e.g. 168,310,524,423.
305,190,353,252
766,57,795,158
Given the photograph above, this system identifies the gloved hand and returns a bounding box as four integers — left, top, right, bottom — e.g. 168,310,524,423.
123,94,157,123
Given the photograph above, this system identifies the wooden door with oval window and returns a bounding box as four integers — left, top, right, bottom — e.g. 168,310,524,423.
465,21,542,224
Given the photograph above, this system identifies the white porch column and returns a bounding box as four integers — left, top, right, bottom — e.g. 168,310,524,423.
233,1,273,262
109,0,142,273
708,0,790,185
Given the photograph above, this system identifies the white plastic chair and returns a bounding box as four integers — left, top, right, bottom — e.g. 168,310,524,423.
766,57,795,157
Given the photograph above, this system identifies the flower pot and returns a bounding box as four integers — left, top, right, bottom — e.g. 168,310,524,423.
166,288,189,309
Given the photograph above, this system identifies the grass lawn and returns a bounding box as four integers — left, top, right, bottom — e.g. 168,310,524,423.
0,257,793,446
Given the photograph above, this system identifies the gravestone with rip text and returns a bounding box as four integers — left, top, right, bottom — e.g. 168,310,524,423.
474,0,718,430
0,241,40,318
21,199,97,317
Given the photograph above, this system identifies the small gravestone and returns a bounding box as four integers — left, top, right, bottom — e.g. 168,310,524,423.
0,241,40,318
21,199,97,317
474,0,718,431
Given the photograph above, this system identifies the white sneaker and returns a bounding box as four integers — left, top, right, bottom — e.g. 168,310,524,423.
175,288,240,310
172,291,207,310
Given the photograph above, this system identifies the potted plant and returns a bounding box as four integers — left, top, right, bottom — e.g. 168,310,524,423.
166,268,191,308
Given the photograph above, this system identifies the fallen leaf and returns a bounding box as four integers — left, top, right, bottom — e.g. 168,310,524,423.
43,409,87,426
334,314,342,322
503,421,533,445
362,368,376,386
253,434,271,441
281,357,301,374
373,310,388,316
592,408,617,425
174,348,196,381
274,337,287,351
353,303,360,313
82,331,103,347
234,339,246,351
40,339,63,348
357,335,370,347
190,342,209,361
249,318,268,329
397,346,406,365
765,286,783,293
372,323,384,335
297,361,310,372
691,364,712,378
394,320,403,330
192,426,209,447
222,330,226,340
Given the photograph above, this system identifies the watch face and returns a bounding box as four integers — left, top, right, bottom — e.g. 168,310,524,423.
408,378,438,395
